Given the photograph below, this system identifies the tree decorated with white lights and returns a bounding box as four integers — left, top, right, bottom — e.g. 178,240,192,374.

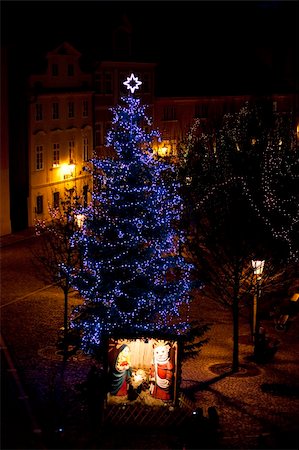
178,100,298,371
180,100,299,263
68,74,207,357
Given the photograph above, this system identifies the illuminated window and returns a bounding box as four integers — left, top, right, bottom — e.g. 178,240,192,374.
36,145,43,170
68,101,75,118
53,191,60,208
82,100,88,117
52,102,59,120
53,143,60,167
68,140,75,163
35,104,43,121
83,137,89,161
36,195,43,214
170,139,177,157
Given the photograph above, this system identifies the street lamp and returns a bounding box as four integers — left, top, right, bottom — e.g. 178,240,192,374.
75,213,85,229
61,163,75,179
251,259,265,342
157,144,169,158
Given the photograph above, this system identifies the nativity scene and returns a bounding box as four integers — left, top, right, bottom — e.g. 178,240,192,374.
107,338,179,406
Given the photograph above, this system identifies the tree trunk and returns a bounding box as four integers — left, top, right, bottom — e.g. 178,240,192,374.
63,286,69,363
232,262,240,373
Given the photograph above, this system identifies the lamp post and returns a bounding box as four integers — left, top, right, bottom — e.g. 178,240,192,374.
251,259,265,342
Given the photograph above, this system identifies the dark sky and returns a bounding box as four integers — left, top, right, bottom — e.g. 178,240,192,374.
1,0,298,95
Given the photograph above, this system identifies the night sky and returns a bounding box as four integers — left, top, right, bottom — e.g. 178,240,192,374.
2,1,298,95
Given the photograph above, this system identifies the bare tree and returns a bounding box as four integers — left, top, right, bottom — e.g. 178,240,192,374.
33,188,83,361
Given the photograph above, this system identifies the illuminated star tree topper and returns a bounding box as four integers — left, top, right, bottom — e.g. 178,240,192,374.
123,73,142,93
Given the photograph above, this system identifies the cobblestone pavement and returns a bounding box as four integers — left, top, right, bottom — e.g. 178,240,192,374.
181,296,299,450
1,230,299,449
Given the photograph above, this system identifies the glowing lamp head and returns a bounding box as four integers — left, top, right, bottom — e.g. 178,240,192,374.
157,145,169,158
75,214,85,229
251,260,265,278
61,163,75,179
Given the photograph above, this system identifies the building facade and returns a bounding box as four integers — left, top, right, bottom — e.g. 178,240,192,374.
3,40,297,233
27,42,94,227
93,60,157,159
0,46,12,236
153,94,299,159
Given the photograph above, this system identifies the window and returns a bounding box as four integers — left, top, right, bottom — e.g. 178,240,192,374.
83,185,88,207
144,125,150,135
35,104,43,121
230,102,237,114
52,102,59,119
68,64,74,76
53,143,60,167
53,191,60,208
36,195,43,214
83,137,89,161
104,72,112,94
68,140,75,163
163,106,177,121
36,145,43,170
223,103,230,114
195,104,208,118
142,73,151,93
68,101,75,118
114,29,131,57
52,64,58,76
105,122,111,140
120,72,128,95
95,123,103,146
95,73,102,93
95,72,113,94
82,100,88,117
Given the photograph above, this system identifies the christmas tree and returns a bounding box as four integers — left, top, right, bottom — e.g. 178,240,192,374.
68,74,200,356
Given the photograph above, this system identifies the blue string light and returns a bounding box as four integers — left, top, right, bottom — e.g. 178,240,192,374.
67,93,194,354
